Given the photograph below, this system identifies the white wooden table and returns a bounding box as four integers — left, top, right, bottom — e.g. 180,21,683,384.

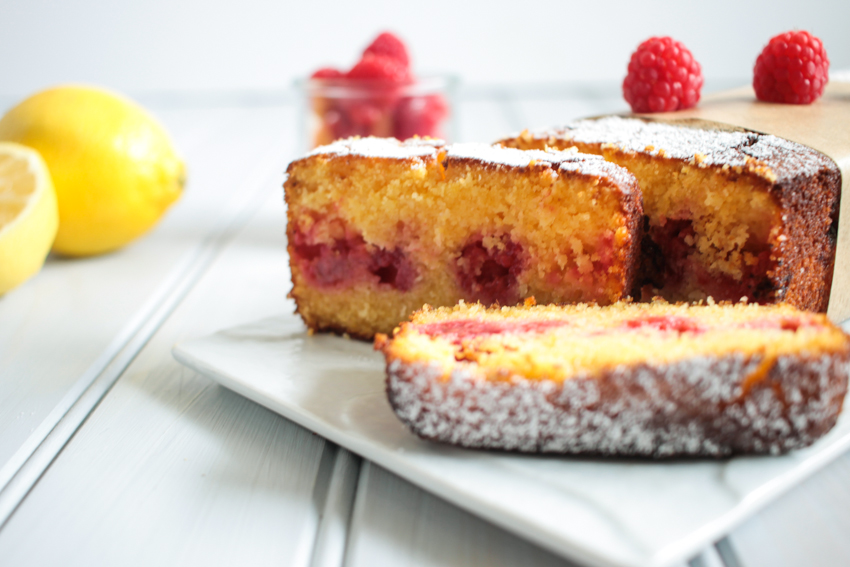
2,85,850,567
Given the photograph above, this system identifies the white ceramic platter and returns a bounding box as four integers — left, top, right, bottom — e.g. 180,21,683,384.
172,314,850,567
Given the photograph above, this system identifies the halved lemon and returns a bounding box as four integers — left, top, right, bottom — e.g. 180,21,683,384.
0,142,58,294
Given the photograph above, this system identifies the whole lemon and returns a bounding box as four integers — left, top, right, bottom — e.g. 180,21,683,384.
0,85,185,256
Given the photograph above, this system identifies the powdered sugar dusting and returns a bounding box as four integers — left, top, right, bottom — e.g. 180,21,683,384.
448,143,580,168
302,137,638,194
557,156,638,192
385,353,849,457
525,116,835,181
309,136,444,160
447,143,637,194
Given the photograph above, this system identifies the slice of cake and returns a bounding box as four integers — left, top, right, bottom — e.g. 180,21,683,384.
377,300,850,457
284,138,642,339
498,117,841,311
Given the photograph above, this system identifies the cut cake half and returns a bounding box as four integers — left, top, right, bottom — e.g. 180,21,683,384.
284,138,642,338
499,117,841,311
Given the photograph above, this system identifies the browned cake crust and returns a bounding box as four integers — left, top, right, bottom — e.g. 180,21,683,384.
499,117,842,312
378,301,850,457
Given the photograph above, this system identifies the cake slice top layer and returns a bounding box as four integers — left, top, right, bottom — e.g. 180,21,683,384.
447,142,580,167
380,301,850,382
446,143,637,190
307,136,445,160
509,116,837,182
300,136,637,193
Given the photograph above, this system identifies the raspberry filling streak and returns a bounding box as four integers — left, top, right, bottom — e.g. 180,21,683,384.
613,315,820,335
617,315,819,335
416,314,818,343
620,315,706,334
291,223,417,291
740,317,821,332
416,319,570,341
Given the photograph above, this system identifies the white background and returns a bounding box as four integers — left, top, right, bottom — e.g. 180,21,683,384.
1,0,848,100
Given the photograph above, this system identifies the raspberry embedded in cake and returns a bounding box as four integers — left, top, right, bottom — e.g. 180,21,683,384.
370,247,417,291
290,215,417,292
455,235,526,307
640,216,775,303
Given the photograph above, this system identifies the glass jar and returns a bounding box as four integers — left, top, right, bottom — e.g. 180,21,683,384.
297,75,457,150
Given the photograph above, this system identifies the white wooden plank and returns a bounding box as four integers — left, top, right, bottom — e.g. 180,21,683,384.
342,462,707,567
688,547,727,567
344,461,582,567
0,184,331,566
0,104,290,482
310,448,361,567
714,539,743,567
0,126,293,525
726,451,850,567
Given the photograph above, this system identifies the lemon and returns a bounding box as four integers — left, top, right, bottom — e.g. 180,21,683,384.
0,142,58,294
0,85,185,256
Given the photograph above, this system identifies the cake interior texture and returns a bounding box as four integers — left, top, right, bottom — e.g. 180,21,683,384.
500,117,840,311
285,139,640,338
384,300,847,381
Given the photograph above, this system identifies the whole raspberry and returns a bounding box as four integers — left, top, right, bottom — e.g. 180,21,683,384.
310,67,344,80
622,37,703,113
347,54,412,82
363,32,410,68
753,31,829,104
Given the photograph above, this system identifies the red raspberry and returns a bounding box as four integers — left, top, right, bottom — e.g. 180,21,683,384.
394,94,449,140
753,31,829,104
622,37,703,113
363,32,410,68
311,67,344,80
347,54,412,83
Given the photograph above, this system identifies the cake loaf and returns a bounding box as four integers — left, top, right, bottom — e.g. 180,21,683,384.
377,300,850,457
284,138,642,339
499,116,841,312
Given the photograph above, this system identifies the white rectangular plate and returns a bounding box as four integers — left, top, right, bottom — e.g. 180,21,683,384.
173,314,850,567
